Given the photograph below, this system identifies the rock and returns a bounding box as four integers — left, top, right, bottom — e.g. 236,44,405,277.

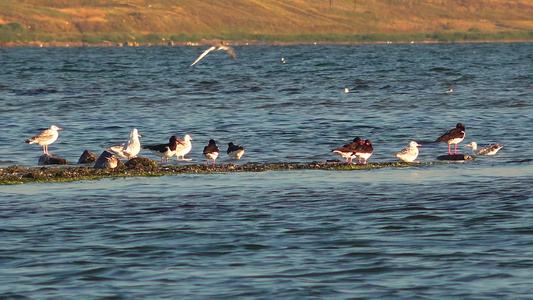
125,157,158,169
94,151,124,169
77,150,98,164
437,154,475,161
38,154,69,165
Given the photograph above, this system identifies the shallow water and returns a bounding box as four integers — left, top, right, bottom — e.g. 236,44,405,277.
1,43,533,298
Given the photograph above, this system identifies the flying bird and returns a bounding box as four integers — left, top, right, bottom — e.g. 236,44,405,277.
25,125,62,154
190,44,236,67
436,123,466,155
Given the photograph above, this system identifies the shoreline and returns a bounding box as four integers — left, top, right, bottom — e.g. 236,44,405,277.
0,161,446,185
2,39,532,48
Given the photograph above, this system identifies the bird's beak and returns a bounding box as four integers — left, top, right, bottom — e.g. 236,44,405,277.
57,127,63,130
138,134,142,138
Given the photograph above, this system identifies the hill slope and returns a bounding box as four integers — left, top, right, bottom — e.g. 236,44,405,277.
1,0,532,45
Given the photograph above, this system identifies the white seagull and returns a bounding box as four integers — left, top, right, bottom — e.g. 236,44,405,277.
25,125,62,154
465,142,504,156
394,140,422,162
190,44,236,67
106,128,142,159
175,134,193,161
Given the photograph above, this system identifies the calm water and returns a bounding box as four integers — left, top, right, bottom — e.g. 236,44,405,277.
1,43,532,298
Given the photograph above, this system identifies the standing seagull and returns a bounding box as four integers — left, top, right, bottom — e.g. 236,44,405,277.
175,134,193,161
436,123,466,155
25,125,62,154
227,142,245,160
203,139,220,165
394,140,422,162
190,44,236,67
143,136,182,164
107,128,142,159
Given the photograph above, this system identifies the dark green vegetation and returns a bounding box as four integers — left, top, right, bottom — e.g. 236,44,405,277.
0,160,445,185
1,0,532,45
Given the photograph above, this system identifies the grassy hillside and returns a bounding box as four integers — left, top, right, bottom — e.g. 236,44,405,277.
1,0,532,45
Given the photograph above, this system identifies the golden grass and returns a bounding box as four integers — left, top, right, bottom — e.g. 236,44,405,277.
1,0,532,44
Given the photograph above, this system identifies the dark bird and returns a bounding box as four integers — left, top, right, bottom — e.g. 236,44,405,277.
436,123,466,155
190,44,236,67
25,125,62,154
203,139,220,165
353,139,373,164
331,137,363,163
142,136,182,164
227,142,245,160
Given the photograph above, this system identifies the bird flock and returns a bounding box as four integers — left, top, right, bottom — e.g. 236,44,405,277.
24,122,503,168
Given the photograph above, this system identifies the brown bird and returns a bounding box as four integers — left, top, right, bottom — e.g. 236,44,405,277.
25,125,62,154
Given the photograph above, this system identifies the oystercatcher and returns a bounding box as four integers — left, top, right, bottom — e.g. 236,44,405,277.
227,142,245,160
331,137,363,163
143,135,182,164
436,123,466,155
203,139,220,165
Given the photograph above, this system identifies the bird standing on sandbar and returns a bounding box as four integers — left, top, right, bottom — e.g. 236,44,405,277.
175,134,193,161
203,139,220,165
353,139,373,164
331,137,363,163
436,123,466,155
107,128,142,159
190,44,236,67
227,142,245,160
25,125,62,154
394,140,422,162
143,136,182,164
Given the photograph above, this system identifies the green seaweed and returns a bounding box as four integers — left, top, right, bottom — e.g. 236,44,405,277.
0,161,446,185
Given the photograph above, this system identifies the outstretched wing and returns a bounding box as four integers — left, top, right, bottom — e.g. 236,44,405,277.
222,46,237,61
190,46,216,67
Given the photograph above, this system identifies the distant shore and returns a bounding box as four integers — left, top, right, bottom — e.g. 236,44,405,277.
2,39,532,48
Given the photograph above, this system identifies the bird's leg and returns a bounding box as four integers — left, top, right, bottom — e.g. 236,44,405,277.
454,144,458,155
448,144,452,155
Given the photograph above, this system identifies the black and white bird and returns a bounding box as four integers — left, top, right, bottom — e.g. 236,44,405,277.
203,139,220,165
25,125,62,154
394,140,422,162
143,136,182,164
331,137,363,163
190,44,236,67
227,142,245,160
353,139,373,164
436,123,466,155
465,141,504,156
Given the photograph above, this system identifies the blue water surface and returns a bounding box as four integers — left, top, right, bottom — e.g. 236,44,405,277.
0,42,532,298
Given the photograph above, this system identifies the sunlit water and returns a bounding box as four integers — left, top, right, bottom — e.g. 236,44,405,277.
0,43,532,298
